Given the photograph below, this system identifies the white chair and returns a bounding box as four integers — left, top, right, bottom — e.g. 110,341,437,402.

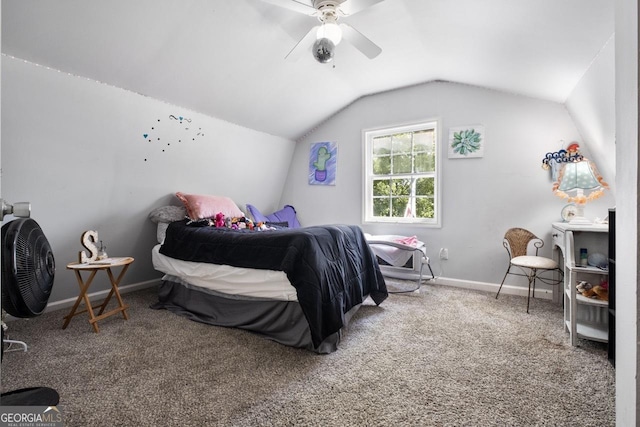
495,228,562,312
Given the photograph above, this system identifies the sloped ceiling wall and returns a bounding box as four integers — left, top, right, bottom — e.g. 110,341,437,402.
2,0,615,140
1,56,295,303
565,35,616,192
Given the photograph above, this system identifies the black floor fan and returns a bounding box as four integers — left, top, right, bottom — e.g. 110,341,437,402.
0,200,59,406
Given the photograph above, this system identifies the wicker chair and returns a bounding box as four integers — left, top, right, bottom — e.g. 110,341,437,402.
495,228,562,312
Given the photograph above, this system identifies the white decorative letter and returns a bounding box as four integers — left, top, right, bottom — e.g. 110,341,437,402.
79,230,99,264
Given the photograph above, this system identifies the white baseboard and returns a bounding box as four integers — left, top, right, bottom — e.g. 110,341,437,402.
5,278,162,320
431,276,554,300
47,278,161,313
4,275,554,322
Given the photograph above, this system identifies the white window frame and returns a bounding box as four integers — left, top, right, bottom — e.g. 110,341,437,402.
362,119,441,227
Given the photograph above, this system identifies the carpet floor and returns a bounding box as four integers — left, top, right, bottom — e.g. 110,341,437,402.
1,282,615,426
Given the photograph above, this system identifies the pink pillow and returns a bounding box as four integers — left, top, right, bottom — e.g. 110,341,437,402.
176,192,244,220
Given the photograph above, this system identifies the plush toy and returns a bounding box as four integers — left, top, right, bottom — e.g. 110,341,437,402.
599,278,609,290
592,285,609,301
576,281,600,298
576,281,592,295
214,212,225,228
576,281,608,300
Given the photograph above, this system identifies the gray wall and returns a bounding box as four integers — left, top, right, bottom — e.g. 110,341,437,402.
280,81,615,287
2,53,617,303
1,57,295,303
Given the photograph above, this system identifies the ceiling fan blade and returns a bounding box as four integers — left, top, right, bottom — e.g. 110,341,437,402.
339,23,382,59
260,0,317,15
339,0,386,16
285,25,320,61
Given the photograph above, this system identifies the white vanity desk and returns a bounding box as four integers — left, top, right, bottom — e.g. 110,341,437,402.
551,222,609,345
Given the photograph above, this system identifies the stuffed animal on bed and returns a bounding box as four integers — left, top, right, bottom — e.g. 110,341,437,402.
214,212,225,228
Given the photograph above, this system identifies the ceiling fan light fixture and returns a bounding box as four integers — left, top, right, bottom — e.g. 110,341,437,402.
264,0,384,61
316,22,342,45
312,38,335,63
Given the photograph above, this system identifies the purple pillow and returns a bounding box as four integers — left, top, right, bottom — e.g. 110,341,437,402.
246,204,301,229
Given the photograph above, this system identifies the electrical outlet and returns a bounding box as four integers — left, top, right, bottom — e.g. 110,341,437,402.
439,248,449,260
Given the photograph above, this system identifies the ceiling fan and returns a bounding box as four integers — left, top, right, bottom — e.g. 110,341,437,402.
261,0,385,63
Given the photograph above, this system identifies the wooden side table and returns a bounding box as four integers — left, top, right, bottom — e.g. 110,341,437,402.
63,257,134,332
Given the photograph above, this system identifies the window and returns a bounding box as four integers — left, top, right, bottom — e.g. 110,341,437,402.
363,120,440,226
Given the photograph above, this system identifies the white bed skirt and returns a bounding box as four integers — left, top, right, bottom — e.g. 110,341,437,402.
151,245,297,301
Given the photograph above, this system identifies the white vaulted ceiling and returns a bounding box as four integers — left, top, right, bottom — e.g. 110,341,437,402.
2,0,614,140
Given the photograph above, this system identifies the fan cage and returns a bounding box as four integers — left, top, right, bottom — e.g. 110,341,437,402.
2,218,55,318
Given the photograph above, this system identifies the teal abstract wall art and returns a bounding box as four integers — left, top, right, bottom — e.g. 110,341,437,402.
309,142,337,185
448,125,485,159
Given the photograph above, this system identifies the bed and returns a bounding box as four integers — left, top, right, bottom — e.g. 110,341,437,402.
149,200,388,354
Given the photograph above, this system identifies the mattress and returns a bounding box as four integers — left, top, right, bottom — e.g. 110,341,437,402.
151,245,297,301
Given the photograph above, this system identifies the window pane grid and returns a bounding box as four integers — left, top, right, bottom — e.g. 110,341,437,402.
365,121,438,224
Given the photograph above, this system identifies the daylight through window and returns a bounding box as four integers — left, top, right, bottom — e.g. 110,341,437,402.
363,121,439,225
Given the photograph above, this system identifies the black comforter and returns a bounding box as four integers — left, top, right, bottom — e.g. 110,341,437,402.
160,220,388,347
